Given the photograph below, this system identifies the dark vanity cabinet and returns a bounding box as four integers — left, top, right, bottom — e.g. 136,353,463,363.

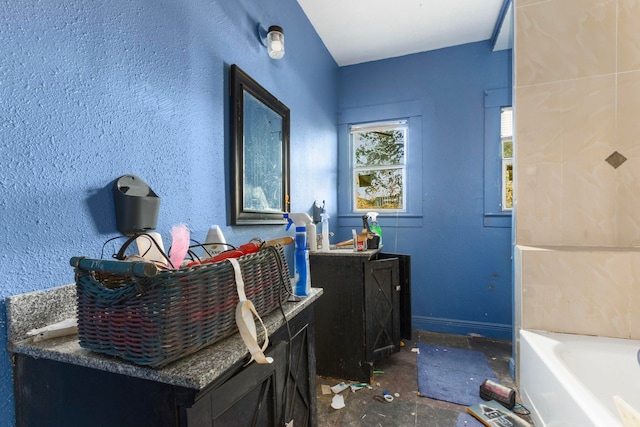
13,302,318,427
184,308,316,427
309,250,411,383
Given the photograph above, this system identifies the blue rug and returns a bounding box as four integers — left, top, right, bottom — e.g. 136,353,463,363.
417,343,498,407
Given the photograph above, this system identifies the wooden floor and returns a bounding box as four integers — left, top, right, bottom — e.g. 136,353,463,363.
315,330,534,426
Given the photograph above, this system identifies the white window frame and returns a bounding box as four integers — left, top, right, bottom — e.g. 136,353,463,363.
501,107,513,211
349,120,407,212
483,88,512,228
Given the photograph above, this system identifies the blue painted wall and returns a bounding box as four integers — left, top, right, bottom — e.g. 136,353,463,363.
0,0,338,424
1,1,513,423
337,42,513,340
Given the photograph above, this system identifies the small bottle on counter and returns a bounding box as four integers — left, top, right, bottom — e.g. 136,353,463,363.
321,212,330,252
294,226,311,296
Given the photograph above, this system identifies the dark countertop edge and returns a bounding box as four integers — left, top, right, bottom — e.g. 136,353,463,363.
310,247,381,257
9,288,323,390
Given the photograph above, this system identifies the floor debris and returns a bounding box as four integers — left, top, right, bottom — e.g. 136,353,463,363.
349,383,371,392
330,382,349,394
316,331,532,426
331,394,345,409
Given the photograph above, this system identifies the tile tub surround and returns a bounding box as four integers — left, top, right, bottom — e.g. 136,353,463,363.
514,0,640,251
7,284,322,390
514,0,640,272
515,245,640,340
513,0,640,387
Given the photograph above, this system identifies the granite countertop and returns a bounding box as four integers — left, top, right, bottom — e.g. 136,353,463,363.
311,247,381,257
7,284,322,391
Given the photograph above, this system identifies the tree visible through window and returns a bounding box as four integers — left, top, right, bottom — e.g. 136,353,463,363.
501,107,513,210
350,121,406,211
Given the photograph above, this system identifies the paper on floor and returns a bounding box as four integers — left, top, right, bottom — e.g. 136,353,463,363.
331,394,345,410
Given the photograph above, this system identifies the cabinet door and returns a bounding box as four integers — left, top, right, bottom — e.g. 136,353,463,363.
309,254,369,381
186,343,285,427
364,258,400,362
277,315,316,427
378,252,412,340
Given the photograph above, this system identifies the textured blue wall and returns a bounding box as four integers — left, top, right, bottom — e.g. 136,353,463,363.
337,42,513,340
1,1,513,423
0,0,337,424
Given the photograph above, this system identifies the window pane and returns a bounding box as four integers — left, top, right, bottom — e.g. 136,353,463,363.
500,107,513,211
351,120,407,212
352,128,405,167
500,107,513,138
502,140,513,158
355,168,403,210
503,161,513,209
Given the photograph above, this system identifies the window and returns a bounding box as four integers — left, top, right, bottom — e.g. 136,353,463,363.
337,100,422,229
483,88,512,227
350,120,406,211
501,107,513,211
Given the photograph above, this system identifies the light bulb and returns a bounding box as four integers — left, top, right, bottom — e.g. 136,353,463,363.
267,26,284,59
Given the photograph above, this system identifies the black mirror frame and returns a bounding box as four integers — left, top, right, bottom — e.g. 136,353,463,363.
230,64,290,225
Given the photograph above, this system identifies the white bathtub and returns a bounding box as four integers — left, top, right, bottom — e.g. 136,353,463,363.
519,329,640,427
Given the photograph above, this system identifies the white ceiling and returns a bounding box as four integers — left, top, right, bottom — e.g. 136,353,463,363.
296,0,512,67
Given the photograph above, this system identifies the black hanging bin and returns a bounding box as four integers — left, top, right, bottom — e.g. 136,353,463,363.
113,174,160,235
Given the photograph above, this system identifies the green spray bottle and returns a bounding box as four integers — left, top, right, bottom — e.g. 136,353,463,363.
366,212,382,246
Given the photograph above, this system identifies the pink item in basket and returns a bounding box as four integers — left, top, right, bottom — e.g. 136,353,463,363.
168,224,190,268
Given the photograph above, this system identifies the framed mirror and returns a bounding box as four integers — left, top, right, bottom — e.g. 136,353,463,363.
230,64,290,225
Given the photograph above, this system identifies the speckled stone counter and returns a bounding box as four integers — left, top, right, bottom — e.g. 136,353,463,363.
7,284,322,390
317,247,381,257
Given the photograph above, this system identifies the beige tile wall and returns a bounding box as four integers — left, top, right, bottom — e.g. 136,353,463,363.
514,0,640,338
515,245,640,338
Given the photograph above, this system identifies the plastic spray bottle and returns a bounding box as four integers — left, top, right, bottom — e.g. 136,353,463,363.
367,212,382,246
320,211,330,252
283,213,316,297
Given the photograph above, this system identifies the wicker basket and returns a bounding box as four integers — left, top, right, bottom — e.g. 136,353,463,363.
71,245,291,367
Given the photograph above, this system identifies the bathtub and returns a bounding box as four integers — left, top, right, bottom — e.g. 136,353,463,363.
519,329,640,427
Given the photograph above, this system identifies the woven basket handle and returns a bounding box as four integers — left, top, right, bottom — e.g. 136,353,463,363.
70,257,158,278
